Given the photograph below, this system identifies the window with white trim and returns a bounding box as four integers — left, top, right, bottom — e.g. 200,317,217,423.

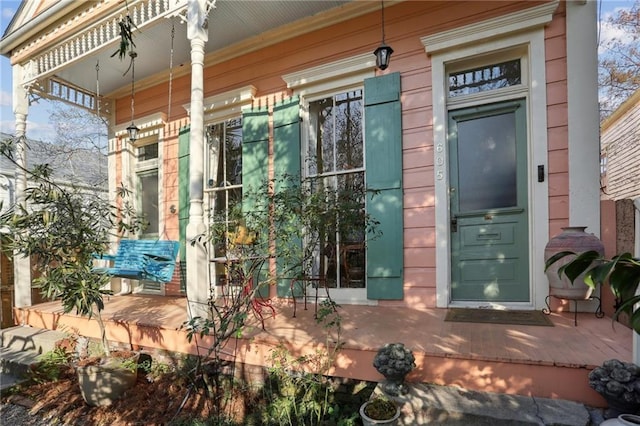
205,117,243,283
136,138,159,237
306,89,366,289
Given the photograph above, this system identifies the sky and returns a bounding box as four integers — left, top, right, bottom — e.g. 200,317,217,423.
0,0,637,143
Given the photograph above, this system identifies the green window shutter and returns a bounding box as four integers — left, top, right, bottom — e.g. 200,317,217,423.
178,126,190,292
242,107,269,298
364,72,403,300
242,107,269,214
273,97,301,297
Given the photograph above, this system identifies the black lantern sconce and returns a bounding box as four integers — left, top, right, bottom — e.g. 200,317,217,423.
126,122,139,142
374,0,393,70
127,51,140,142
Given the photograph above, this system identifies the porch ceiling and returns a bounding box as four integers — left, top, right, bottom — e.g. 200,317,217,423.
8,0,387,101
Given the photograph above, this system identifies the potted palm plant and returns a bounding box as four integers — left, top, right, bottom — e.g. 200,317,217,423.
544,250,640,332
545,246,640,419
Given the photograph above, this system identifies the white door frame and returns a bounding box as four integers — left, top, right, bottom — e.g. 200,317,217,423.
422,2,556,309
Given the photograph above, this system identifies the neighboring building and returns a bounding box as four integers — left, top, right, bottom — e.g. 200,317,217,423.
599,89,640,320
0,132,107,328
1,0,600,341
601,89,640,202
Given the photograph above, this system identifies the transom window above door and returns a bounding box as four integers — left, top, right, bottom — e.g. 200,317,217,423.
448,59,522,98
137,143,158,161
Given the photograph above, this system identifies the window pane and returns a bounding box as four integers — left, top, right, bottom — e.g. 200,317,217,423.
208,118,243,188
449,59,521,97
335,91,363,171
456,112,517,211
212,187,242,218
207,118,243,264
308,98,335,174
139,171,158,234
307,90,365,289
308,90,363,175
226,119,243,185
138,143,158,161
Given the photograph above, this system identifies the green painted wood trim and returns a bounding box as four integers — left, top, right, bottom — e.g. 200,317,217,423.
273,97,302,297
364,72,403,300
242,107,269,215
242,107,269,298
178,126,190,291
448,99,529,302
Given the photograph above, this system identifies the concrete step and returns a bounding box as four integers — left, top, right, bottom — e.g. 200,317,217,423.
0,371,24,393
0,326,67,354
387,383,596,426
0,326,68,393
0,347,40,377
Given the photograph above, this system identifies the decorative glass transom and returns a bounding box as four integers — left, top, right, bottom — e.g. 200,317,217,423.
448,59,521,97
138,143,158,161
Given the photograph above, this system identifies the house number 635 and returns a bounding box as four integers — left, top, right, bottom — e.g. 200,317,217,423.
435,143,444,180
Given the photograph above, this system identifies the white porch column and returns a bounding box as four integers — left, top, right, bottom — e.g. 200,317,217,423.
12,64,32,311
566,0,600,233
185,0,210,320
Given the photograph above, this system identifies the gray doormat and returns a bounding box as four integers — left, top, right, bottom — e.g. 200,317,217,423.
445,308,554,326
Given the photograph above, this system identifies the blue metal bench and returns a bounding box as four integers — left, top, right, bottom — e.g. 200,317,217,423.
92,239,180,283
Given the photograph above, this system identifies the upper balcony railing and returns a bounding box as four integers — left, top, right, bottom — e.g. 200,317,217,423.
18,0,188,94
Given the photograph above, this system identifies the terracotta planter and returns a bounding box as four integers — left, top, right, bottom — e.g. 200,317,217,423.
544,226,604,300
359,400,401,426
77,357,138,406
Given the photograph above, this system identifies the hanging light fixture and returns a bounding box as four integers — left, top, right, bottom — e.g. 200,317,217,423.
127,50,139,142
373,0,393,71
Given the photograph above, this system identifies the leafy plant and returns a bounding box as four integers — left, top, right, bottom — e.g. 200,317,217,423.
112,14,137,60
180,174,378,422
118,356,140,373
361,395,398,420
263,299,351,425
545,250,640,332
0,136,145,358
30,347,72,383
266,174,380,281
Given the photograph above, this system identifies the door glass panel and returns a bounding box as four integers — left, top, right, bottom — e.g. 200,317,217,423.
139,171,159,234
457,112,516,212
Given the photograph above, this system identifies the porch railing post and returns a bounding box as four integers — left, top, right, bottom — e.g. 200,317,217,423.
185,0,210,320
12,64,32,314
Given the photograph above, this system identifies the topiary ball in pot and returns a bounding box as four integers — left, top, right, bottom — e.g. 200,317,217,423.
589,359,640,419
373,342,416,396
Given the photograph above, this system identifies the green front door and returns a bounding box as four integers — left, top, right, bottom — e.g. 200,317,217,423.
449,100,529,302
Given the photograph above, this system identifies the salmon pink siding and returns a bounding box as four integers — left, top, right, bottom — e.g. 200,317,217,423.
109,1,569,306
545,3,570,236
162,129,183,296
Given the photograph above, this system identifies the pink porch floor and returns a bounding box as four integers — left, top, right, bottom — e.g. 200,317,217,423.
13,294,632,407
